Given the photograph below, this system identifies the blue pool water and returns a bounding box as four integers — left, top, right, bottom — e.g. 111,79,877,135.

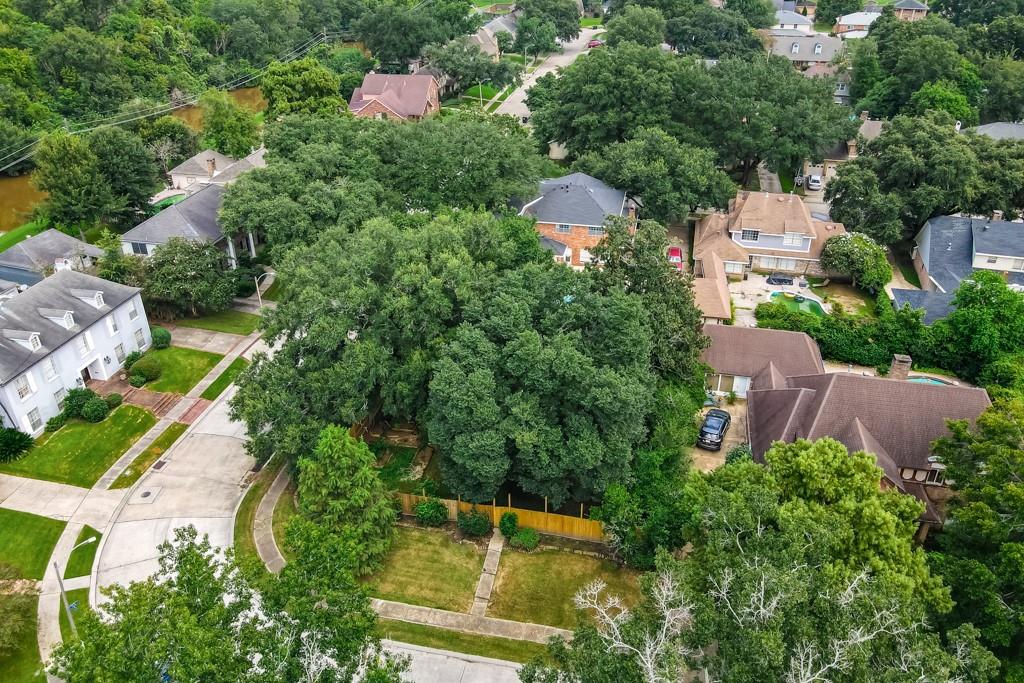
908,376,951,385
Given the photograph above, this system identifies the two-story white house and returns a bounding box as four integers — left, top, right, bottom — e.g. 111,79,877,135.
693,191,846,277
0,270,152,436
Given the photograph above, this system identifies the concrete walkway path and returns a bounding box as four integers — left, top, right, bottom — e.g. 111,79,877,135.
0,475,121,527
471,529,504,616
383,640,521,683
373,599,570,644
757,163,783,193
253,463,290,573
161,324,247,354
186,331,260,399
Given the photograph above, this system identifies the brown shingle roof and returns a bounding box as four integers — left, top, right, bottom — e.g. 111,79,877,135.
701,326,826,379
349,74,437,119
693,253,731,320
728,191,816,236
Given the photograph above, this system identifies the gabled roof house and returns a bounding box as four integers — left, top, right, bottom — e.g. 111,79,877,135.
349,74,441,121
0,230,102,285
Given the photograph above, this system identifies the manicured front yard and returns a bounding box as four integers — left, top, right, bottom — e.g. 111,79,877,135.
174,310,261,335
488,550,642,629
142,346,222,394
0,406,157,487
109,422,188,489
580,17,603,27
260,277,283,301
64,525,102,578
365,527,484,613
0,605,43,682
375,619,548,663
200,357,249,401
0,507,66,579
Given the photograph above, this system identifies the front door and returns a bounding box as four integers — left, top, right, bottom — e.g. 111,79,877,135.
80,366,91,385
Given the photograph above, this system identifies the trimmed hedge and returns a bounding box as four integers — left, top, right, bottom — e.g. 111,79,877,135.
457,508,491,537
129,374,147,388
105,393,123,409
45,414,66,432
151,327,171,349
499,511,518,538
130,356,162,382
80,397,110,423
123,350,143,369
509,527,539,551
415,498,449,527
63,388,98,419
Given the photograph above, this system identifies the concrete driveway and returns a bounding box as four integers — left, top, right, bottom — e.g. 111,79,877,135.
92,386,254,603
495,28,603,119
384,641,521,683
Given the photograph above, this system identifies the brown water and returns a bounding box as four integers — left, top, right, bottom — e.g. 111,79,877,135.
0,174,46,232
172,86,267,130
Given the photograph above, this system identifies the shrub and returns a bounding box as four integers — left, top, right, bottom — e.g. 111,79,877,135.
726,443,752,465
499,511,518,539
45,414,66,432
415,498,449,527
130,356,162,382
509,527,540,551
0,427,33,463
105,393,123,409
80,397,110,423
129,374,147,388
151,327,171,349
457,508,492,537
123,350,143,369
63,388,98,419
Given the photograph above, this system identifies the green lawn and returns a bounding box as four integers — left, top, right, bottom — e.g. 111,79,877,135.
0,508,66,580
463,84,500,101
365,527,484,613
260,277,283,301
174,310,261,335
142,346,223,394
0,604,44,682
375,619,548,663
234,457,286,570
0,219,47,252
369,440,419,492
489,550,641,629
109,422,188,489
200,357,250,401
502,53,526,64
63,525,101,579
58,587,90,643
0,406,157,488
580,17,603,27
273,478,298,563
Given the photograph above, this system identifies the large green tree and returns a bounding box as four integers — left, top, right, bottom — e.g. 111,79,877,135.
199,89,259,159
518,0,581,41
87,127,160,228
423,37,522,94
722,0,774,28
142,238,236,319
261,57,344,117
605,5,666,48
664,5,763,58
296,426,395,575
819,232,893,292
32,130,115,233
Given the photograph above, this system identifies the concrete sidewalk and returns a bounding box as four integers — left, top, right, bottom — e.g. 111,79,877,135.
0,474,121,527
383,640,521,683
253,463,289,573
373,599,570,644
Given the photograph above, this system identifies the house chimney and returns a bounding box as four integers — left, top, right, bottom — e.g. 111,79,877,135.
206,157,216,177
889,354,912,381
859,110,869,121
993,210,1004,221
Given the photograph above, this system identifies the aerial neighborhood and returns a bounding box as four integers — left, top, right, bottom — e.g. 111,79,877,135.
0,0,1023,681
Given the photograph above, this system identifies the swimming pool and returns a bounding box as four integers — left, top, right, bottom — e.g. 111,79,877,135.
769,291,826,315
908,376,953,385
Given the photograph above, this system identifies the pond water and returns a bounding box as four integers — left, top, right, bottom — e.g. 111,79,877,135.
171,86,266,130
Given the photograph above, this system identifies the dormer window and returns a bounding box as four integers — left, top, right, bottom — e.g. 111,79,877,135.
39,308,75,329
3,329,42,351
70,289,105,309
791,42,800,54
63,311,74,328
94,292,104,307
30,333,41,350
814,43,822,55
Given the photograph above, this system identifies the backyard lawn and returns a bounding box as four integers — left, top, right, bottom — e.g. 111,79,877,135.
580,16,603,27
64,525,102,578
0,406,156,487
109,422,188,489
488,550,642,629
0,219,47,252
200,357,249,401
142,346,222,394
174,310,261,335
375,619,548,663
807,279,877,317
0,508,66,579
365,527,484,613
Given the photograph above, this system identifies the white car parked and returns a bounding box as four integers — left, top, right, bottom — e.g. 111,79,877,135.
806,175,823,191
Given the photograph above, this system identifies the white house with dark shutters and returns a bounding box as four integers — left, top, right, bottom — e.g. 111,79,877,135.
0,270,152,435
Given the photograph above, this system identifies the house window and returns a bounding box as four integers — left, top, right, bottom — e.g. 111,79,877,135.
27,408,42,432
94,292,104,307
54,387,67,411
108,316,119,335
115,343,125,363
987,256,998,264
15,374,33,400
791,42,799,54
724,261,744,274
128,300,138,321
29,334,40,351
131,243,148,255
1013,258,1024,271
814,43,822,55
556,224,571,234
783,232,803,246
186,176,196,184
63,311,74,328
837,82,848,93
43,357,58,382
588,226,605,237
740,229,760,242
926,469,945,485
134,328,145,348
77,334,92,357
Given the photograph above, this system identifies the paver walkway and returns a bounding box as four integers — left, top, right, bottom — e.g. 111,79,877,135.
471,529,504,616
373,599,570,643
187,331,260,399
383,640,521,683
253,463,290,573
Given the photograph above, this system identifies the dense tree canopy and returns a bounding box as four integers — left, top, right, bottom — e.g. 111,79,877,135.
142,238,236,319
518,0,581,41
664,5,764,58
261,57,344,118
199,89,260,158
819,232,892,292
423,37,522,93
605,5,667,47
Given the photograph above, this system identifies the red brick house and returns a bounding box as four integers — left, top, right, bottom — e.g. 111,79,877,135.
349,74,440,121
893,0,928,21
519,173,636,268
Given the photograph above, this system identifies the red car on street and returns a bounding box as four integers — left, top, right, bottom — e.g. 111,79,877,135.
586,39,604,48
666,246,684,272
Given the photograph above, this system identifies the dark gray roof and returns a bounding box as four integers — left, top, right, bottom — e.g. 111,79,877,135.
775,9,811,24
522,173,627,226
121,184,226,245
769,32,844,63
207,147,267,185
891,289,955,324
917,215,1024,292
484,13,518,36
0,230,101,273
974,122,1024,141
170,149,236,177
0,270,140,384
539,236,568,255
893,0,928,9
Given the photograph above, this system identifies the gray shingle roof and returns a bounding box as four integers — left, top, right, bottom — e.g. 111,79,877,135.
0,230,102,273
973,218,1024,259
484,13,518,36
769,32,844,63
169,149,236,178
522,173,627,226
891,288,955,324
974,122,1024,141
121,184,226,246
916,215,1024,292
539,236,569,255
0,270,140,384
893,0,928,9
207,147,267,185
775,9,812,24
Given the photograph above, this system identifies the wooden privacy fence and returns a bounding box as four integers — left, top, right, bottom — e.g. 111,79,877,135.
394,492,606,542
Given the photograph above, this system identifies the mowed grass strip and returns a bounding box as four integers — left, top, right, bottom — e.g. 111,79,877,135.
273,478,298,563
488,550,642,630
364,527,484,613
233,457,286,570
0,508,66,580
175,310,261,335
375,619,549,663
200,357,249,401
63,525,102,578
0,405,156,487
143,346,222,394
58,587,90,643
109,422,188,489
